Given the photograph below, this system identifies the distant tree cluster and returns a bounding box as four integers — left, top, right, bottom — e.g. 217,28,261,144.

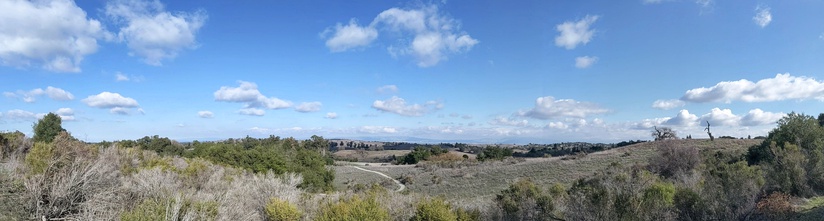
476,146,513,161
397,146,449,164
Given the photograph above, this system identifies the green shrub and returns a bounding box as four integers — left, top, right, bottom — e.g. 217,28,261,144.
265,198,302,221
121,198,172,221
477,146,513,161
25,142,55,174
410,198,456,221
495,179,555,220
455,207,481,221
315,194,389,221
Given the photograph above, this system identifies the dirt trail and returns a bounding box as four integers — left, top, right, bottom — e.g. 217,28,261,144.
350,165,406,192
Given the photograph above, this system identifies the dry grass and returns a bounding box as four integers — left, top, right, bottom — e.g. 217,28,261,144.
335,139,761,203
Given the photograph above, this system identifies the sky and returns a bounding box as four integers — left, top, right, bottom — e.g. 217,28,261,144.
2,0,824,144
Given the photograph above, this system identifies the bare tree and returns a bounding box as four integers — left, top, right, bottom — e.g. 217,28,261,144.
704,121,714,141
651,126,678,141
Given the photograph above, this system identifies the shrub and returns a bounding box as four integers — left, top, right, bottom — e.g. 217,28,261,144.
495,179,556,221
316,194,389,221
755,192,792,220
410,198,457,221
455,207,481,221
25,142,55,174
265,197,302,221
121,198,174,221
649,141,701,180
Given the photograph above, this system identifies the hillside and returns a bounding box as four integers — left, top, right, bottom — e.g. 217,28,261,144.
334,138,762,202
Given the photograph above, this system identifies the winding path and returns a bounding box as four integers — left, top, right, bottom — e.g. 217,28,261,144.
350,165,406,192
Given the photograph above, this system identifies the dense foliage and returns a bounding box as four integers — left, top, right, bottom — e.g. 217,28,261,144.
32,112,65,143
476,146,513,161
397,146,449,164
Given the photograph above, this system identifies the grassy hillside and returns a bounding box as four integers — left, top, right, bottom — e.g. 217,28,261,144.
335,138,761,202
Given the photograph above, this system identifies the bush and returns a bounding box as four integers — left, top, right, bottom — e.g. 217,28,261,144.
673,187,707,221
648,141,700,179
410,198,457,221
121,198,174,221
265,198,302,221
755,192,792,220
495,179,556,221
316,194,389,221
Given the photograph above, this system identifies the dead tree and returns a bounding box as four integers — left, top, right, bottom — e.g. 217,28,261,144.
704,121,714,141
652,126,677,141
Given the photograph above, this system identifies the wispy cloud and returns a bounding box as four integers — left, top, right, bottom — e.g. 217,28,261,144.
753,5,772,28
555,15,599,50
575,56,598,68
372,96,443,117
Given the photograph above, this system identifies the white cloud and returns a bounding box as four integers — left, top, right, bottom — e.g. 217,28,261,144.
555,15,599,50
323,4,478,67
322,19,378,52
699,108,741,126
105,0,207,65
642,0,671,4
3,109,41,121
547,122,569,129
681,73,824,103
0,0,109,72
238,108,265,116
696,0,715,11
4,86,74,103
753,5,772,28
115,73,130,81
489,117,529,127
295,102,322,113
520,96,609,119
359,126,397,134
663,109,699,126
55,107,75,121
377,85,399,94
197,110,213,118
325,112,338,119
652,99,686,110
214,81,292,115
740,109,784,126
82,92,140,115
372,96,442,117
575,56,598,68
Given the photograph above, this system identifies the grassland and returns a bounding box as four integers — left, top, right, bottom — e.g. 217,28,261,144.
333,139,761,203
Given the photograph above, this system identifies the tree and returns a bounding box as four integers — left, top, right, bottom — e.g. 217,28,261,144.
651,126,677,141
32,112,65,143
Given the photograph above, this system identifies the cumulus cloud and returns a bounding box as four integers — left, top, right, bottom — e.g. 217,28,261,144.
652,99,686,110
322,19,378,52
555,15,599,50
699,108,741,126
520,96,609,119
740,109,784,126
238,108,265,116
0,0,109,72
322,4,478,67
377,85,399,94
663,109,699,126
753,5,772,28
295,102,322,113
105,0,207,65
55,107,75,121
575,56,598,68
372,96,442,117
325,112,338,119
197,110,213,118
681,73,824,103
3,109,42,122
82,92,140,115
359,126,397,134
214,81,292,116
4,86,74,102
489,117,529,127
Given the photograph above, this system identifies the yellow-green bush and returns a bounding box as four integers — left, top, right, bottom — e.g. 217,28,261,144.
265,198,302,221
25,142,55,174
315,194,389,221
410,198,457,221
121,198,172,221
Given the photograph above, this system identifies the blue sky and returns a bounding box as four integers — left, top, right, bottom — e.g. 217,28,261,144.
2,0,824,143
